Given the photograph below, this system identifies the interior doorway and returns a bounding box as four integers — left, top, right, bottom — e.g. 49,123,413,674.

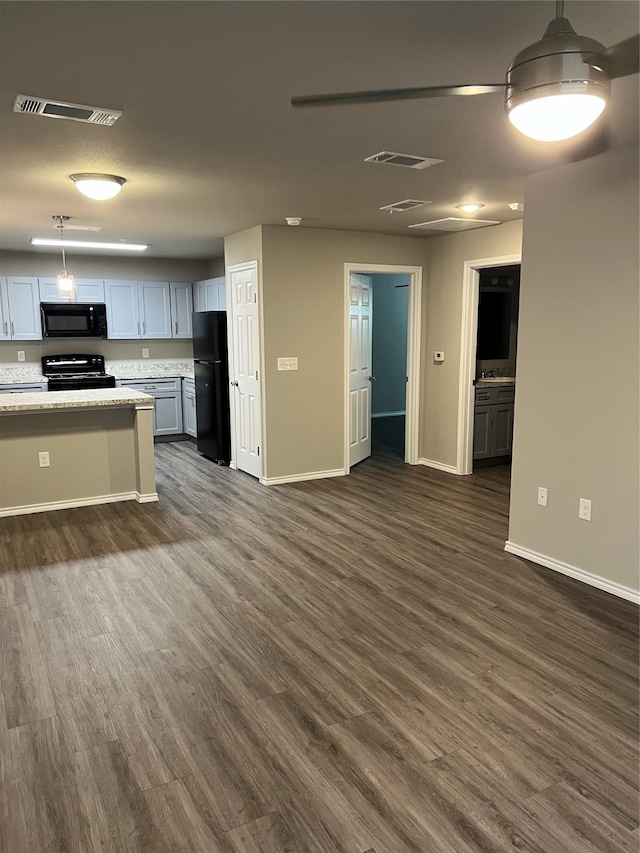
457,252,522,475
344,263,422,472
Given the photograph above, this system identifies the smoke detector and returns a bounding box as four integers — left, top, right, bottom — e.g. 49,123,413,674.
509,202,525,212
285,217,302,226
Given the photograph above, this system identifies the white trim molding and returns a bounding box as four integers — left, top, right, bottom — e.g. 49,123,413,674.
261,468,346,486
505,541,640,604
0,490,158,518
344,262,423,472
416,458,459,475
457,252,521,476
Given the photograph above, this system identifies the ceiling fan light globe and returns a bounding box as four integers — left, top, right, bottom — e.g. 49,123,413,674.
508,91,607,141
70,173,125,200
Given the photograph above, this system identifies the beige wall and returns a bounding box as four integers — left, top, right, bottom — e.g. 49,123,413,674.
421,220,523,467
509,150,639,595
257,225,430,479
0,250,209,282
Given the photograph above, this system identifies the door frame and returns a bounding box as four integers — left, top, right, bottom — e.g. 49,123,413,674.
344,262,423,471
226,260,265,480
457,252,521,475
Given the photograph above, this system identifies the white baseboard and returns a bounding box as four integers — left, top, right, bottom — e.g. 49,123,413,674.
261,468,346,486
372,410,406,418
504,540,640,604
0,491,157,517
416,457,460,475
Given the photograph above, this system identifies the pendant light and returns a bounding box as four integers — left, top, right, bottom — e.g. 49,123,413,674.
53,215,75,297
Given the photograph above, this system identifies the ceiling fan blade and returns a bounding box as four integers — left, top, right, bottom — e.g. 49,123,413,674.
595,34,639,78
291,83,506,108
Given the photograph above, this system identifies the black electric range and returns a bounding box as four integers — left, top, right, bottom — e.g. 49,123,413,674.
42,354,116,391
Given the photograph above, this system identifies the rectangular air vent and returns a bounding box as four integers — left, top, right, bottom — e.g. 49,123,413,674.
409,218,501,232
14,94,122,126
380,199,431,213
365,151,444,170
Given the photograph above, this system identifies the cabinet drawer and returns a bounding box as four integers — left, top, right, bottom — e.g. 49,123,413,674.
116,378,181,393
475,388,494,404
494,386,515,404
0,383,47,393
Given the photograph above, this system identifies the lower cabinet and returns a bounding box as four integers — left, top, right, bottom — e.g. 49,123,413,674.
0,382,47,393
182,378,197,438
473,385,515,462
116,378,183,436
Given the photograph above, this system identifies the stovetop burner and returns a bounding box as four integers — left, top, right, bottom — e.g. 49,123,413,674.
42,353,115,391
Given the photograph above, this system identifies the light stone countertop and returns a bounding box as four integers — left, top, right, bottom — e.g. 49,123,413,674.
476,378,516,388
0,369,48,384
107,360,194,379
0,388,154,413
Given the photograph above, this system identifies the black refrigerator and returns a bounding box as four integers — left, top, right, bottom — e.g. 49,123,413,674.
192,311,231,464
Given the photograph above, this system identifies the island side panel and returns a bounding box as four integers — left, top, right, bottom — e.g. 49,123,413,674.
133,403,158,502
0,407,150,515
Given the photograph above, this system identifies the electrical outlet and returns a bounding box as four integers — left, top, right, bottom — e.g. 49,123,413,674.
433,351,445,363
537,487,548,507
277,357,298,371
142,348,150,359
38,451,50,468
579,498,592,521
17,350,25,362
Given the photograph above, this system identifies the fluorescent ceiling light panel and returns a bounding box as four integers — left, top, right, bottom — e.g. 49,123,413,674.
31,238,147,251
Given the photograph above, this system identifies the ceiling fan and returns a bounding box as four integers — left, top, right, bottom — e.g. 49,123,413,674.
292,1,639,143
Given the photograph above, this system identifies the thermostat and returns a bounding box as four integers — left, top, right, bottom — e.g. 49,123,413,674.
434,351,445,363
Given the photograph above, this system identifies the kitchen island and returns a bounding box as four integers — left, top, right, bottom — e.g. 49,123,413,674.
0,388,157,517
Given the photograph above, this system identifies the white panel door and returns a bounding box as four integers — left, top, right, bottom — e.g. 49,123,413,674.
105,280,140,338
0,278,10,340
229,263,261,479
170,282,193,338
138,281,172,339
349,273,373,467
6,277,41,340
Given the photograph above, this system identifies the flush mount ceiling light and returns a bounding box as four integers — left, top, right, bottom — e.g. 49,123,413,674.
52,215,75,296
70,173,126,200
456,203,485,213
285,217,302,226
31,237,148,251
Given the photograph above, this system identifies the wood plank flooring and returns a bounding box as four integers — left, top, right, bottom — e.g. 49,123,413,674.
0,417,637,852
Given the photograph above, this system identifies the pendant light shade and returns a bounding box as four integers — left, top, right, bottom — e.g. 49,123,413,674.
52,215,75,297
70,173,126,200
505,16,610,142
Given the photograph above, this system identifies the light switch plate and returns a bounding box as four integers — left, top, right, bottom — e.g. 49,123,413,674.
277,357,298,371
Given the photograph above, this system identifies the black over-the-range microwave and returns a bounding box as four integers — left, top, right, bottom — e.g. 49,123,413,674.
41,302,108,338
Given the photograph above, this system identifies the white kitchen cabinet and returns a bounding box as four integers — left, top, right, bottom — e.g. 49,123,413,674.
116,378,183,436
105,280,140,339
182,377,197,437
170,282,193,338
193,276,225,312
138,282,172,339
39,278,105,304
1,277,41,340
0,382,47,393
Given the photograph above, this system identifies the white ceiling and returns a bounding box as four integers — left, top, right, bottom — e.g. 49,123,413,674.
0,1,638,260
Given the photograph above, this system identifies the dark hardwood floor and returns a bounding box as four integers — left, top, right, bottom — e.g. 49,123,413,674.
0,418,637,852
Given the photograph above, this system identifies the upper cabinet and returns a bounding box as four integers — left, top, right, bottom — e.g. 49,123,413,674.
193,276,226,312
0,277,42,340
105,279,192,339
170,282,193,338
39,278,105,304
138,282,172,339
105,280,140,339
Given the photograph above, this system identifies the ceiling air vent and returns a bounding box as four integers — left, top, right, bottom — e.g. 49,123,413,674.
380,199,431,213
13,94,122,126
409,218,501,232
365,151,444,170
